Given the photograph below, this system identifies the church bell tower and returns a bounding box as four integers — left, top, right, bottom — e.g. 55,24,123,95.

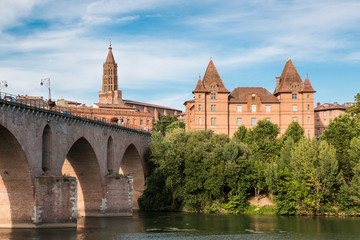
99,43,123,105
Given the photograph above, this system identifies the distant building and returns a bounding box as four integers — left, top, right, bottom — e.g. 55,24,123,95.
59,43,182,130
184,59,316,137
17,95,47,108
314,102,354,137
56,99,82,107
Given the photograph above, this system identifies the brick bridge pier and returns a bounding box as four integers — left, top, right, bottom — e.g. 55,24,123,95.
0,96,150,228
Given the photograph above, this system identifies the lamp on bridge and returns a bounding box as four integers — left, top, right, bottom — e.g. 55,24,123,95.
40,78,51,100
41,78,56,107
0,80,8,97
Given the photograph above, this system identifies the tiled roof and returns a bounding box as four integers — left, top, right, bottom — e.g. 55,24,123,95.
301,77,316,93
105,44,116,64
192,78,207,93
314,102,348,111
202,59,230,93
274,59,305,95
123,99,182,112
230,87,279,103
93,103,134,110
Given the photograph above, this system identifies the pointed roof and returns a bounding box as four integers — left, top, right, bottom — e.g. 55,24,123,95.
192,77,207,93
105,43,116,64
274,59,304,95
202,59,230,93
301,76,316,93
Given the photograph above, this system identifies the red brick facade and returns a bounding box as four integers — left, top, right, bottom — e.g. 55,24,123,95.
185,59,316,138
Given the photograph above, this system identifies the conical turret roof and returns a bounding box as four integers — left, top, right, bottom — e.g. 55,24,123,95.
202,59,230,93
301,76,316,93
192,76,207,93
105,43,116,64
274,59,304,95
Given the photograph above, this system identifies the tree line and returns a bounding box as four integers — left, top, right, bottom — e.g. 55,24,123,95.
139,94,360,215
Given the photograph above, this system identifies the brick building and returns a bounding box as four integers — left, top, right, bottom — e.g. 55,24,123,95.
314,102,353,137
56,43,182,130
184,59,316,137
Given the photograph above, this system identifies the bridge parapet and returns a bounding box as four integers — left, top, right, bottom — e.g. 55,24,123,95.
0,92,151,136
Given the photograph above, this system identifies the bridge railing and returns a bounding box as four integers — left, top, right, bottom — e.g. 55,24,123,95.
0,92,151,133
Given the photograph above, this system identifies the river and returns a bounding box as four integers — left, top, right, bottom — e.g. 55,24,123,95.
1,211,360,239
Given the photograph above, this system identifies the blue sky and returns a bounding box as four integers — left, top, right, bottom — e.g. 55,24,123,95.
1,0,360,111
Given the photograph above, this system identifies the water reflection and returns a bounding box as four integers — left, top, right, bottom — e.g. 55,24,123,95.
1,212,360,240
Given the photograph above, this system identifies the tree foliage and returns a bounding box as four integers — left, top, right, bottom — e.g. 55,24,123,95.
141,100,360,215
153,115,180,134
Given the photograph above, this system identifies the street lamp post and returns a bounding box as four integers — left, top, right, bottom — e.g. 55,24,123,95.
0,80,8,98
40,78,51,101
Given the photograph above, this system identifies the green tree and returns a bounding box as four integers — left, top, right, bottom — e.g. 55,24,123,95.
281,121,305,145
232,125,248,143
279,139,341,214
153,115,179,134
246,120,280,199
142,132,183,210
247,119,280,162
165,120,185,132
346,93,360,117
321,114,360,177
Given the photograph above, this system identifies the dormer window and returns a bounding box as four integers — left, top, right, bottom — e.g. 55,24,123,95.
210,84,217,90
252,94,255,100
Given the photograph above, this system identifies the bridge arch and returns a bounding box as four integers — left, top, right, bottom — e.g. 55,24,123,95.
0,125,34,227
62,137,104,217
42,124,52,173
119,143,145,209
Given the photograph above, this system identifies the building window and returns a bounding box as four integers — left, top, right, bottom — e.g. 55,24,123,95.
324,112,326,117
292,94,297,100
211,93,216,99
292,117,298,122
317,120,319,126
140,120,143,125
324,119,327,126
292,105,297,112
211,117,216,126
127,119,130,125
199,94,201,99
266,105,271,112
251,118,256,126
237,118,242,126
251,104,256,112
308,117,310,124
308,130,310,138
307,104,310,110
210,85,217,90
211,105,216,112
146,120,149,126
307,94,310,99
199,104,201,111
252,94,255,100
102,117,106,122
330,111,332,116
266,118,271,122
316,112,319,117
198,117,202,126
237,105,242,112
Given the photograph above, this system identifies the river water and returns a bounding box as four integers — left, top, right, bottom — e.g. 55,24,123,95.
1,211,360,240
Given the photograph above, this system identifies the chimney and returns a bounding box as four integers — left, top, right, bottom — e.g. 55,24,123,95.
317,102,321,107
275,76,280,89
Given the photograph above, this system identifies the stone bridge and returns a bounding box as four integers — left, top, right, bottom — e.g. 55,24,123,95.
0,96,151,228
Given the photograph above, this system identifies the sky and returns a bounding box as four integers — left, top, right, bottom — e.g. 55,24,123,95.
0,0,360,111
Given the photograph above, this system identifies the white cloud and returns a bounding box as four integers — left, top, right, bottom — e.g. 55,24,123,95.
0,0,41,31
